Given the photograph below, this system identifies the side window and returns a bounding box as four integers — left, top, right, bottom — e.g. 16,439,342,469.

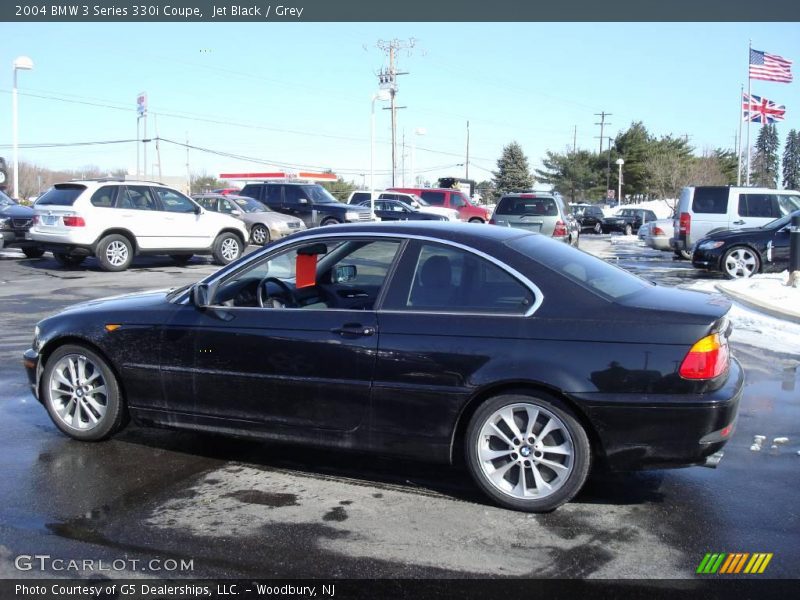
283,186,303,205
156,188,196,213
240,185,261,201
421,191,446,206
219,199,239,214
692,188,728,214
738,194,780,218
387,243,533,314
124,186,158,211
450,193,467,208
90,186,118,208
327,240,401,288
264,185,282,204
777,194,800,215
196,197,218,212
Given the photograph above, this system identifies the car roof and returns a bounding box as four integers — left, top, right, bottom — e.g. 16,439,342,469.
284,220,530,244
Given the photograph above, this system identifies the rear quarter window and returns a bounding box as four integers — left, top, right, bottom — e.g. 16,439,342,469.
692,187,728,214
421,191,446,206
35,185,86,207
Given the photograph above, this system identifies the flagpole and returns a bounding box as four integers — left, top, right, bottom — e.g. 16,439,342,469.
737,83,744,186
746,41,752,186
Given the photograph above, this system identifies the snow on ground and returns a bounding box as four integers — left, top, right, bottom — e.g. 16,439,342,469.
684,272,800,357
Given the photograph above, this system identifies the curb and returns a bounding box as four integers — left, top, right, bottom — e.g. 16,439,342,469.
714,283,800,325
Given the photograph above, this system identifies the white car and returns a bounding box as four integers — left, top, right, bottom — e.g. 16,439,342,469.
29,179,249,271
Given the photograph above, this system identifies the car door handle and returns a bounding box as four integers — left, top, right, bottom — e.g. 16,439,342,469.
732,220,745,225
331,324,376,337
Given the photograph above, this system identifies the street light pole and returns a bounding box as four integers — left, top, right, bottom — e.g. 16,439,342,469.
12,56,34,200
616,158,624,205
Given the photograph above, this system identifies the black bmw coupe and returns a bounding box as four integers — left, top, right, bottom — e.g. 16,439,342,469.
24,222,743,512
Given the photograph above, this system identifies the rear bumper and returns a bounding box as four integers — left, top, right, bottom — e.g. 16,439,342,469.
569,357,744,470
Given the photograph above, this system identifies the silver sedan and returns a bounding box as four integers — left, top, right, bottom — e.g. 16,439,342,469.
193,194,305,245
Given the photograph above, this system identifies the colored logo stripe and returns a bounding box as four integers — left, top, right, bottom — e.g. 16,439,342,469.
698,553,773,574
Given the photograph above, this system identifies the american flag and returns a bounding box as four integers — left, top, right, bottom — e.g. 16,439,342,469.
749,49,793,83
742,93,786,124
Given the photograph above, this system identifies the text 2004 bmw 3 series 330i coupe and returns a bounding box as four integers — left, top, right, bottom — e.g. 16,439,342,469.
23,222,743,512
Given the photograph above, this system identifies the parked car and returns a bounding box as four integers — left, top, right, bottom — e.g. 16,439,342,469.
639,218,674,252
24,222,742,512
357,198,447,221
671,186,800,260
378,192,459,221
239,181,374,228
692,209,799,279
193,193,305,245
28,179,248,271
387,187,491,223
490,192,580,247
571,204,606,234
346,190,381,205
0,189,43,257
601,208,658,235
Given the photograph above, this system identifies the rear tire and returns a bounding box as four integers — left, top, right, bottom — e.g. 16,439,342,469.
674,249,692,260
321,218,341,226
42,344,127,441
212,232,242,265
96,234,133,272
469,218,484,224
54,253,86,268
465,392,591,512
22,246,45,258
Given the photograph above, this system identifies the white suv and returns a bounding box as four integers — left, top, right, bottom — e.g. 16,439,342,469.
29,179,249,271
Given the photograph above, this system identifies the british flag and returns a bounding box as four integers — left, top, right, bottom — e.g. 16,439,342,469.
742,93,786,124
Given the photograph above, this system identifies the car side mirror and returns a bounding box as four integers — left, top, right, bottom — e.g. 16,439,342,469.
298,198,309,205
231,209,242,217
334,265,357,283
194,205,202,215
192,282,216,308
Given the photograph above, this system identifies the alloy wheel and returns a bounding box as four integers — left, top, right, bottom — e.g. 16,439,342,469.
48,354,108,431
105,241,129,267
724,248,758,278
220,238,240,261
475,402,574,500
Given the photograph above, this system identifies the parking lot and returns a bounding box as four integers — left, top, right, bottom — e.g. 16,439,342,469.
0,236,798,580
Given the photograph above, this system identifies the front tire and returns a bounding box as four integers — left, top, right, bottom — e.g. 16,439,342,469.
722,246,760,279
42,344,127,441
469,218,484,224
624,224,633,236
22,246,45,258
320,218,341,227
250,224,270,246
96,234,133,272
212,232,243,265
593,222,602,234
465,392,591,512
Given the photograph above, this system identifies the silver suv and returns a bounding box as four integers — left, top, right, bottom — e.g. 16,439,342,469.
490,192,579,246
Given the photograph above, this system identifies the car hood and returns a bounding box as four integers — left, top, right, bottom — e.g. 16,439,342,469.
0,204,35,217
54,288,174,320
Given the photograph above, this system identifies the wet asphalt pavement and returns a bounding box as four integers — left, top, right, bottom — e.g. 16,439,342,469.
0,238,797,580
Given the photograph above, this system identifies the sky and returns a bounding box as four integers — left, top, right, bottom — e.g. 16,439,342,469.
2,22,800,191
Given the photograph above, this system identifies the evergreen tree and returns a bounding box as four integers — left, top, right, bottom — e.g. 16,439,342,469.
535,150,601,202
782,129,800,190
612,122,653,198
752,124,780,187
493,142,533,193
713,148,739,185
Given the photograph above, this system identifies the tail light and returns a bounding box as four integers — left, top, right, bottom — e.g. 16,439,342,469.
62,216,86,227
552,220,567,237
679,332,730,380
679,212,691,236
652,226,665,236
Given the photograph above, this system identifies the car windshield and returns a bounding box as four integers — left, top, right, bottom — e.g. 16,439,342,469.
231,197,268,213
410,194,429,206
304,185,338,204
764,209,800,230
0,190,15,206
507,234,652,300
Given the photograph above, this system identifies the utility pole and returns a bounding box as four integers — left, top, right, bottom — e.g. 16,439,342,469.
573,125,577,153
377,38,415,186
465,120,470,179
605,136,613,198
594,111,612,155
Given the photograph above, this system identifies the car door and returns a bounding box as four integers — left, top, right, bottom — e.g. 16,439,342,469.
162,236,404,431
153,187,208,249
373,240,537,445
115,185,171,249
282,185,316,227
